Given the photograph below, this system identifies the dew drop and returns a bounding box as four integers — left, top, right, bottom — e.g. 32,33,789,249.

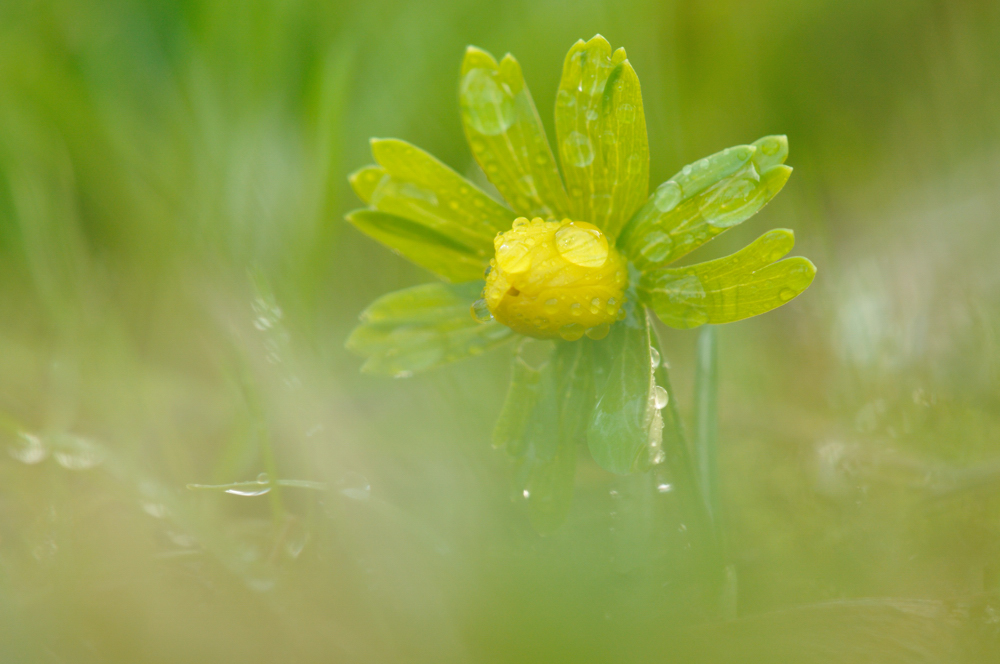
559,323,585,341
779,288,797,302
226,486,271,497
590,297,601,314
256,472,270,484
339,472,371,501
570,302,582,316
605,297,617,315
460,68,515,136
617,103,636,123
544,298,559,313
555,222,608,267
653,181,682,213
653,385,669,409
657,483,673,493
9,433,47,465
585,323,611,340
522,489,531,499
585,109,599,122
650,346,661,368
471,299,493,322
563,131,595,167
760,137,781,155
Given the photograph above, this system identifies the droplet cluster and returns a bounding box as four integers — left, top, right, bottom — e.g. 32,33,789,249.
474,217,628,340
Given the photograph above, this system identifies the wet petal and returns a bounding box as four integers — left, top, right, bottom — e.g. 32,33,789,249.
369,138,515,257
346,283,514,376
638,229,817,329
618,136,791,270
460,47,571,219
498,340,593,532
346,209,487,283
555,36,648,240
586,303,662,475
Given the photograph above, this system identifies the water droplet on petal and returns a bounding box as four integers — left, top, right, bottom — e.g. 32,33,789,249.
559,323,585,341
654,181,682,213
653,385,669,409
555,222,609,267
471,298,494,322
460,68,515,136
585,323,611,340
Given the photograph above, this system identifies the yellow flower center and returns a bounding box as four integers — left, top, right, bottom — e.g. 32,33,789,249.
472,217,628,340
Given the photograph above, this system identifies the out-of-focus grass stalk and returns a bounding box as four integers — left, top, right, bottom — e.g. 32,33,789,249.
694,325,737,617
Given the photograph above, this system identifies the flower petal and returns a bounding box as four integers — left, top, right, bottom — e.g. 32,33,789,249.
346,209,487,283
460,47,571,219
618,136,792,270
555,36,649,241
496,340,592,532
368,138,515,256
638,229,817,329
348,165,386,204
346,283,513,376
586,303,662,475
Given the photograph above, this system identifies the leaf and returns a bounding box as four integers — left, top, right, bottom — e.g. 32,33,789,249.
555,36,649,241
346,283,514,376
496,340,593,533
345,209,487,283
459,47,571,219
586,303,662,475
639,229,817,329
368,138,515,256
618,136,791,271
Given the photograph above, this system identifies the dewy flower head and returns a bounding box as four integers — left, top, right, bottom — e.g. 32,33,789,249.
345,35,816,531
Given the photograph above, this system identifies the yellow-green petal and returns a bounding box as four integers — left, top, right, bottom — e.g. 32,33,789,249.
346,283,514,376
586,302,662,475
368,138,515,256
497,340,592,532
555,36,649,241
618,137,792,270
348,165,386,204
638,229,817,329
346,209,487,283
459,47,571,219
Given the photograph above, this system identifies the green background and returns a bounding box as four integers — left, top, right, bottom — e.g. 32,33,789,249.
1,0,999,661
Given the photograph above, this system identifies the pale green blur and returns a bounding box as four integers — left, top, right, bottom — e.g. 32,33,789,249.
1,0,999,662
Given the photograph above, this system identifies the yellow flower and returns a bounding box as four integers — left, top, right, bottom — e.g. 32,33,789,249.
476,217,627,340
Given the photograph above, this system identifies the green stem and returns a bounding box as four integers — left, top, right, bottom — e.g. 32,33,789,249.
694,325,720,532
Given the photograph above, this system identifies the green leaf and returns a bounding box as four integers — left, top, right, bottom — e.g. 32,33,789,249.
368,138,515,256
586,303,662,475
345,209,486,283
459,47,571,220
496,340,593,533
555,36,649,241
346,283,514,376
639,229,817,329
348,165,386,204
618,136,791,271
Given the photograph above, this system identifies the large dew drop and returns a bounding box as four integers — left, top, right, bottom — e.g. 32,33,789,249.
460,68,516,136
555,222,608,267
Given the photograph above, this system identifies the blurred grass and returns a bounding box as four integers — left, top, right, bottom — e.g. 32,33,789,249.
1,0,1000,662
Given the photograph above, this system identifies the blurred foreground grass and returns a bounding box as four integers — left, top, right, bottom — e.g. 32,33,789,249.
1,0,1000,661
